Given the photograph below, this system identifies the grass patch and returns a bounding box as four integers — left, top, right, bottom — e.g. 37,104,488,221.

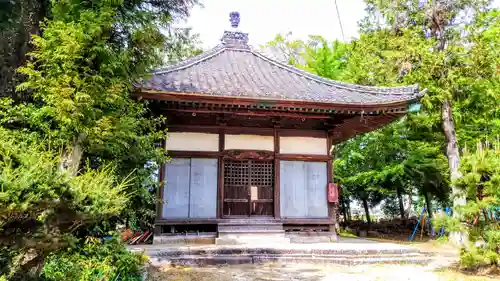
435,268,499,281
338,228,358,238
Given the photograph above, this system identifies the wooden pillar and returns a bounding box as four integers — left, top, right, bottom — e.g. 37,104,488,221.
217,128,225,218
155,139,166,235
273,125,281,218
326,129,336,232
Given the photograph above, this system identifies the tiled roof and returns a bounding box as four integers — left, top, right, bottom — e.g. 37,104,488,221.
140,26,421,106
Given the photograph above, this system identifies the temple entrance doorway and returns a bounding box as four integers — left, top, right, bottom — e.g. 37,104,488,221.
222,159,274,217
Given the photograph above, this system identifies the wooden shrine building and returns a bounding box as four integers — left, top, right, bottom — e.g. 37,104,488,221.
137,12,422,243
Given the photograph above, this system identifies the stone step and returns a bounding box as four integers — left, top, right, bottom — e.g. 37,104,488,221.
156,254,434,266
217,220,283,233
218,229,285,234
215,236,291,245
149,246,422,257
288,236,337,243
218,219,280,225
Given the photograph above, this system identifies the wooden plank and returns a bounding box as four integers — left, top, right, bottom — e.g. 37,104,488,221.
305,162,329,218
283,225,329,230
189,158,218,218
168,150,220,158
163,158,191,218
280,161,308,218
224,199,249,203
274,127,281,219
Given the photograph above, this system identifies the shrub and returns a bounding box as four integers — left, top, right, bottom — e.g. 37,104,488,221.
42,237,146,281
0,127,129,279
441,142,500,269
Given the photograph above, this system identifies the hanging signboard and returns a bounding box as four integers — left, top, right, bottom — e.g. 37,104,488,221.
327,183,339,203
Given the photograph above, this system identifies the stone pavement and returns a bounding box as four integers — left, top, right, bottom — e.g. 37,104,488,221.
148,263,446,281
131,237,446,267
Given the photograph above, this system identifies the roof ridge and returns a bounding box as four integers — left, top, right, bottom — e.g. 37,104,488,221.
153,45,226,75
249,48,419,96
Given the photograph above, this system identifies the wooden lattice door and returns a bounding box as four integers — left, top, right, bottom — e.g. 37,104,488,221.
223,160,274,217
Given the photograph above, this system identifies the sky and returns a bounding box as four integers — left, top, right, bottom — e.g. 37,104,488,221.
182,0,367,48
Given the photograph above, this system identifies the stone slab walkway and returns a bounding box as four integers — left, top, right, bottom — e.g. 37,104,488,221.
130,237,414,255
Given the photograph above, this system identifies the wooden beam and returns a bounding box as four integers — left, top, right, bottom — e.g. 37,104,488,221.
281,218,333,225
155,218,334,225
155,219,219,225
168,150,220,158
167,108,334,119
278,154,331,162
168,125,274,136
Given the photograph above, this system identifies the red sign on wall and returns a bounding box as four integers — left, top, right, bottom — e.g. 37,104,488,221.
327,183,339,203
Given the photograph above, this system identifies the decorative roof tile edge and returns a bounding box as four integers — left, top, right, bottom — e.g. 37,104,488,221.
138,90,415,109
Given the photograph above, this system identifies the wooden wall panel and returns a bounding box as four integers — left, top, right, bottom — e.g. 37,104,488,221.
280,161,308,218
163,158,218,219
305,162,329,217
225,134,274,151
280,137,327,155
163,158,191,218
189,158,218,218
166,132,219,151
279,161,328,218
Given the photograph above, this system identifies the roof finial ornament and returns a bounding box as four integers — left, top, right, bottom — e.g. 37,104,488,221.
221,11,248,48
229,11,240,28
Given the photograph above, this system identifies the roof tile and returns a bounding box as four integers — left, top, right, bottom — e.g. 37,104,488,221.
140,30,421,106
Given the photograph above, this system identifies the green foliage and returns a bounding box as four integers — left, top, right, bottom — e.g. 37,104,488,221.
1,0,199,279
42,237,146,281
263,33,350,79
438,143,500,269
456,143,500,268
0,127,128,279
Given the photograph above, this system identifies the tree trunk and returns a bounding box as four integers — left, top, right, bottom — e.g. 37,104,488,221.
347,201,352,221
396,186,405,220
341,197,349,224
1,0,48,101
334,203,341,233
406,190,413,218
442,98,468,245
424,191,433,220
59,134,85,176
362,198,371,225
